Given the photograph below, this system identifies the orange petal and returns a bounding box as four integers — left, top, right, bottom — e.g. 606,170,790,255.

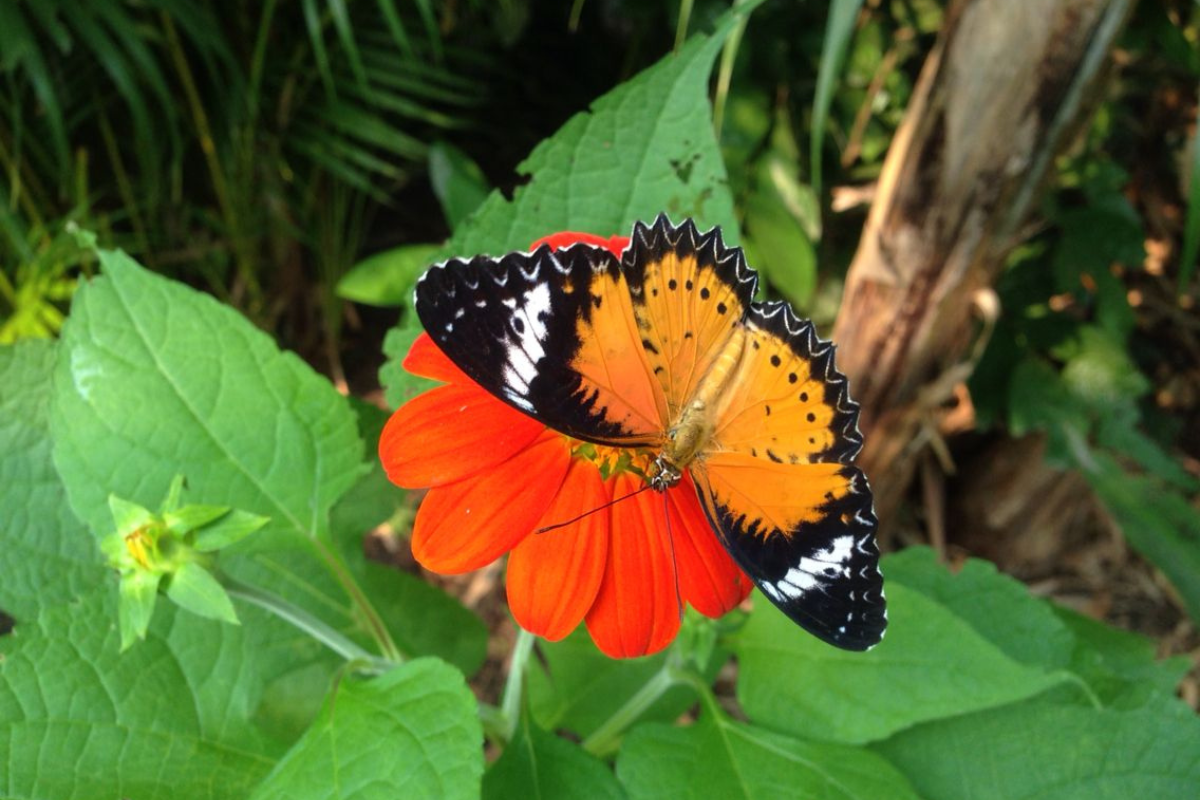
403,331,473,385
507,460,611,641
668,473,753,618
379,382,544,488
529,232,631,258
411,431,570,573
585,473,681,658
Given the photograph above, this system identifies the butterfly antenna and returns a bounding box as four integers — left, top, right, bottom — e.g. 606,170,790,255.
535,484,653,534
662,493,684,621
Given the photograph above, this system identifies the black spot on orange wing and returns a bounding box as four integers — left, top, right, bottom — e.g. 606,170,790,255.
622,215,757,418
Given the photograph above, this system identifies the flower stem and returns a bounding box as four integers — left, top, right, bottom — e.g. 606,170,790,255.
314,539,404,664
500,628,537,741
581,661,680,756
225,576,394,673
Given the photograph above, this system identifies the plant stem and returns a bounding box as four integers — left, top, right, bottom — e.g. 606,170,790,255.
500,628,537,741
224,576,394,673
313,539,405,664
581,661,680,756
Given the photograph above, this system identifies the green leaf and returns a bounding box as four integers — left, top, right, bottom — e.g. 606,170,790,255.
736,556,1071,744
51,248,364,549
1056,326,1149,410
440,3,759,259
429,141,492,230
741,191,817,310
875,698,1200,800
1080,450,1200,624
381,322,441,409
163,504,231,536
250,659,483,799
617,712,920,799
0,340,105,621
108,494,157,535
882,548,1075,670
337,243,441,306
119,569,161,650
811,0,865,194
167,561,240,625
483,712,624,800
0,590,296,799
192,509,272,552
1052,605,1191,705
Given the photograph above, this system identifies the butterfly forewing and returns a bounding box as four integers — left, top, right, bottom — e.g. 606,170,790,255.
622,216,758,419
692,453,886,650
415,244,666,446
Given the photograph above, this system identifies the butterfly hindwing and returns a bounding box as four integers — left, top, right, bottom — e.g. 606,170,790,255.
692,453,886,650
623,216,758,420
415,243,666,446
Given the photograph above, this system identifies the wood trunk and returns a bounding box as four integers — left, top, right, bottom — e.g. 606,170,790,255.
832,0,1137,525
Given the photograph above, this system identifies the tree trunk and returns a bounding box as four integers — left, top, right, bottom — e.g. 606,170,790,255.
833,0,1137,525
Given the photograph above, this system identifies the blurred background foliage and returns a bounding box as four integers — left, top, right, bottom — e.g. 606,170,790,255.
2,0,1198,664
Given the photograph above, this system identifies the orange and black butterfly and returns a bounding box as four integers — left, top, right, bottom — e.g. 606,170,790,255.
416,215,886,650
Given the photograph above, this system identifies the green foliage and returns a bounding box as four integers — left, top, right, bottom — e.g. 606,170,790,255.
483,710,624,800
0,0,486,343
437,2,752,258
1,2,1197,797
250,659,483,800
0,340,105,621
618,714,921,799
972,152,1200,624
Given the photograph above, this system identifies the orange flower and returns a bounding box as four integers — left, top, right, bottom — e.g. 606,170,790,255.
379,232,753,658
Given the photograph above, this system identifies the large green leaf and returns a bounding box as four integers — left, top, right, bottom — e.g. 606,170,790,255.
735,553,1071,744
881,548,1076,670
617,712,920,799
1051,605,1191,705
0,340,105,621
250,658,483,799
0,589,322,800
51,248,364,548
875,697,1200,800
438,2,763,260
483,712,624,800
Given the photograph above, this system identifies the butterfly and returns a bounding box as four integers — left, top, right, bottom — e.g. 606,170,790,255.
415,215,886,650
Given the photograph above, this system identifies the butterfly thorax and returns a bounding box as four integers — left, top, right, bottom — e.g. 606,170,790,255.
650,327,748,491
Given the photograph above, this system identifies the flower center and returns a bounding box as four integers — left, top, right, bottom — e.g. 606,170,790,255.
568,439,658,482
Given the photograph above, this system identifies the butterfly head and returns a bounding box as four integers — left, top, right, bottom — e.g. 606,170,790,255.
649,454,683,492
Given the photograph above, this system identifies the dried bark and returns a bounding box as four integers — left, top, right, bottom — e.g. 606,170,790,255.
833,0,1137,524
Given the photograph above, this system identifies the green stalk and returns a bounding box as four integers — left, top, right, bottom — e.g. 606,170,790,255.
313,538,404,664
674,0,695,51
225,576,393,673
711,0,750,139
500,628,537,741
582,661,680,756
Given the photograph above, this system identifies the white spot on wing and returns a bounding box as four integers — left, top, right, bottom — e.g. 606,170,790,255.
502,282,551,395
769,534,856,600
